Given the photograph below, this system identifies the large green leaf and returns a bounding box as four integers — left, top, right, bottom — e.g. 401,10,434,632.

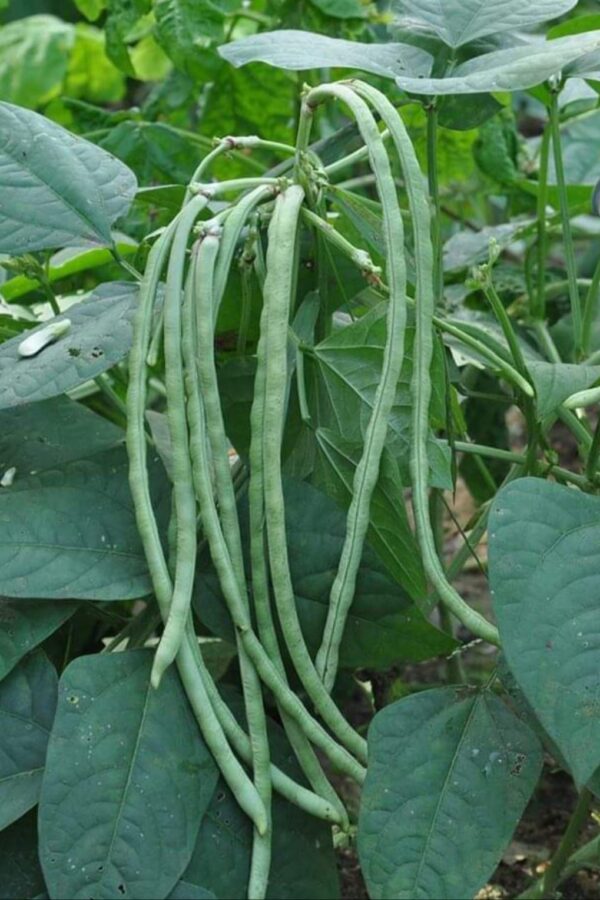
314,428,426,601
549,107,600,186
308,303,450,489
489,478,600,787
0,103,137,254
528,361,600,420
0,15,74,108
0,652,57,831
395,32,600,95
39,651,219,900
219,30,433,79
99,121,209,185
155,0,230,78
64,23,126,104
195,478,455,672
390,0,577,49
0,599,76,681
0,282,137,409
0,811,46,900
183,689,340,900
0,395,124,472
0,447,169,601
358,687,543,899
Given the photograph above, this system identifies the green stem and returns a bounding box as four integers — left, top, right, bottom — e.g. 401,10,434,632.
586,415,600,483
539,788,593,899
549,89,583,358
533,125,550,320
582,253,600,358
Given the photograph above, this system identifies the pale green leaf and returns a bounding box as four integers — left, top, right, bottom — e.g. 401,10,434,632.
391,0,577,49
489,478,600,787
39,651,218,900
359,687,543,899
0,282,138,409
0,16,74,108
0,103,137,254
528,361,600,420
0,652,57,831
74,0,107,20
64,24,126,104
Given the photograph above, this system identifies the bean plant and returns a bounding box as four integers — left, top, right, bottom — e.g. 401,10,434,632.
2,1,600,899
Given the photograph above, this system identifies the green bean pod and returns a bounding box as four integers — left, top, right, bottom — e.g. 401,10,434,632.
351,80,500,647
299,83,408,694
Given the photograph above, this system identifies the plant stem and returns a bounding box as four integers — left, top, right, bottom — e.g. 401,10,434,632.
582,253,600,358
426,103,444,307
533,125,550,320
430,490,464,682
549,89,583,358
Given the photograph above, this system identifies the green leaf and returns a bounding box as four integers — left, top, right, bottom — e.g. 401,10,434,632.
196,478,455,671
0,238,137,304
0,15,74,108
0,447,170,601
548,107,600,186
358,686,543,899
0,811,46,900
168,882,215,900
64,23,126,104
314,428,426,601
99,121,209,185
0,396,124,473
309,303,450,489
395,32,600,95
0,599,76,682
219,30,433,79
183,688,340,899
39,650,219,900
0,652,57,832
0,102,137,254
390,0,577,49
155,0,227,79
309,0,366,19
0,282,138,409
74,0,107,20
443,221,535,272
528,361,600,420
489,478,600,787
104,0,151,76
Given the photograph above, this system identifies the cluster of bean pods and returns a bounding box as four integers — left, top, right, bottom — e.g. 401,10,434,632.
126,79,498,899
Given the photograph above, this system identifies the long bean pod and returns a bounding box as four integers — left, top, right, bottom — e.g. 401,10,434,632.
300,83,408,694
125,210,268,836
351,80,500,647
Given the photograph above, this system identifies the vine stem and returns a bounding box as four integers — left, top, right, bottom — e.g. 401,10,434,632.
426,102,443,307
533,125,550,320
549,88,583,358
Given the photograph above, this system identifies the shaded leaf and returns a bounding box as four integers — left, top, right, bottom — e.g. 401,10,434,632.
0,652,57,831
310,0,365,18
39,651,219,900
359,687,543,899
489,478,600,787
0,282,138,409
0,599,76,682
0,811,46,900
0,102,137,254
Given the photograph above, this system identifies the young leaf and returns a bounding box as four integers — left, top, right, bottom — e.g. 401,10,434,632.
0,447,170,601
0,15,74,108
0,599,76,682
395,32,600,95
390,0,577,49
489,478,600,788
219,30,433,79
39,651,219,900
0,282,138,410
358,687,543,899
0,652,58,831
0,103,137,254
155,0,227,78
0,810,46,900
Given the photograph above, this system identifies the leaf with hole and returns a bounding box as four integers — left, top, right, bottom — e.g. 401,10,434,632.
0,282,138,410
39,650,219,900
0,652,57,832
358,686,543,899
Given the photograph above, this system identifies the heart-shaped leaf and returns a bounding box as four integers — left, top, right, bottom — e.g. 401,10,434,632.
528,361,600,419
0,102,136,254
39,651,219,900
489,478,600,787
358,687,543,899
219,30,433,79
390,0,577,49
0,282,138,409
0,652,57,831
